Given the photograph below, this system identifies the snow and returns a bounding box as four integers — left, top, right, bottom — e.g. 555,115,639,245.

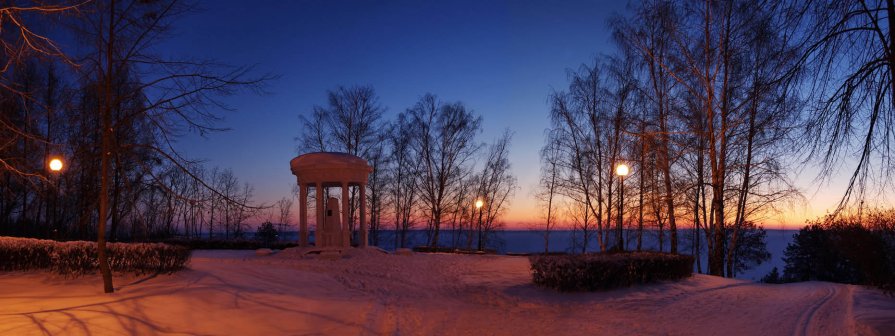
0,249,892,335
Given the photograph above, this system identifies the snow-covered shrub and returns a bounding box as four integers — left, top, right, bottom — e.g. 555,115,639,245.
51,241,98,275
529,252,693,291
0,237,55,271
111,242,191,274
0,236,190,276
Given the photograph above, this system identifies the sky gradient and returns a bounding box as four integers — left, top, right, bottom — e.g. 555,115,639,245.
165,1,848,229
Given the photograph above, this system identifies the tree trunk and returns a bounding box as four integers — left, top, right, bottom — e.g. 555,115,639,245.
658,102,677,254
727,79,759,277
109,158,120,241
96,0,116,294
638,130,645,252
595,140,604,253
694,138,704,273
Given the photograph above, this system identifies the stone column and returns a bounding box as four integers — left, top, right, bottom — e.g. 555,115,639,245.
360,182,367,248
341,182,350,247
299,182,308,247
315,182,323,247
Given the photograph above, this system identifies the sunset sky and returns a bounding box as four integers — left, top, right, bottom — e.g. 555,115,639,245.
166,0,852,229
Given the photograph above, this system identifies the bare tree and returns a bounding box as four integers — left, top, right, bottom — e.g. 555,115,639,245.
473,129,516,251
409,94,482,248
365,137,386,246
449,173,475,250
385,112,419,249
548,75,599,253
613,1,681,253
535,129,562,254
296,85,384,244
0,2,83,240
0,1,79,99
78,0,268,292
548,59,632,253
622,0,801,276
276,197,293,234
797,0,895,212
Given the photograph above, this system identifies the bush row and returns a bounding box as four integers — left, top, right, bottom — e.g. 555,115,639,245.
530,252,694,291
0,236,191,276
160,238,297,250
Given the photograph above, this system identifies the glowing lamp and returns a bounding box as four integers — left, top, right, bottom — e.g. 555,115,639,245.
615,163,629,177
49,158,64,172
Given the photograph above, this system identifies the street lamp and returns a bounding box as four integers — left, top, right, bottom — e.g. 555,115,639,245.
475,198,485,251
615,163,629,251
49,158,63,172
48,157,64,239
615,163,629,177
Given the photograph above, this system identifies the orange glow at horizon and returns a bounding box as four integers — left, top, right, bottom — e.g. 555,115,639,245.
496,182,862,231
250,159,880,232
252,178,859,231
497,208,830,231
248,191,853,231
494,164,881,230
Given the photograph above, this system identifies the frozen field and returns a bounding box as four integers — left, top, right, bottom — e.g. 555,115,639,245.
0,248,892,335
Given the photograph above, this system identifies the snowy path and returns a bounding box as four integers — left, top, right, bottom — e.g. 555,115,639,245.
793,284,852,336
0,250,891,335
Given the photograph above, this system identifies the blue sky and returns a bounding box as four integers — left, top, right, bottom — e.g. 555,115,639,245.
165,0,627,224
160,0,853,227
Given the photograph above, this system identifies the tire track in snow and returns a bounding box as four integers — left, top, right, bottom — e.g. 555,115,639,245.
793,284,838,336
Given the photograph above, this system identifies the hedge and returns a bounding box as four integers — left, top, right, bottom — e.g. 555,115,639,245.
0,236,191,276
161,238,298,250
530,252,694,291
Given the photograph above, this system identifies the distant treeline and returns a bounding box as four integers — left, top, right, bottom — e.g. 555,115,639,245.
772,210,895,292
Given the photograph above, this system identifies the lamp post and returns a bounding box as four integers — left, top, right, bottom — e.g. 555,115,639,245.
475,198,484,251
48,157,63,239
615,163,629,251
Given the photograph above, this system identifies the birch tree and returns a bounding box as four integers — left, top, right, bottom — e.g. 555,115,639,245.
409,94,482,248
386,112,419,248
296,85,384,243
473,129,516,251
536,129,563,253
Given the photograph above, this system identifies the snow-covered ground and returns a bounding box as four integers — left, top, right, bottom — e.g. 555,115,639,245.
0,249,892,335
